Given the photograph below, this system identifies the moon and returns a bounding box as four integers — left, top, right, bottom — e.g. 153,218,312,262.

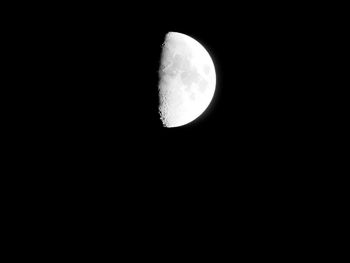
158,32,216,128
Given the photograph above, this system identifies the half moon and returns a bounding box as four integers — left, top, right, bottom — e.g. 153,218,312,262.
158,32,216,128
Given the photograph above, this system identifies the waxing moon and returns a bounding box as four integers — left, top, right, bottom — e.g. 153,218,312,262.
158,32,216,128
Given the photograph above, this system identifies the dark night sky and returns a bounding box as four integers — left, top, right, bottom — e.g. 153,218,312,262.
6,3,332,251
44,4,320,184
25,2,321,173
18,1,325,201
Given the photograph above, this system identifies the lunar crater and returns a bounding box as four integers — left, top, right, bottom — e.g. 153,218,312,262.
203,64,210,75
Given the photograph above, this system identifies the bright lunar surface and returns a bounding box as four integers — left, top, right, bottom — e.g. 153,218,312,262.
158,32,216,128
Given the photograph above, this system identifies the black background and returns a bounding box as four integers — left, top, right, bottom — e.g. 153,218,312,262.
6,2,333,253
33,3,322,172
14,2,327,199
